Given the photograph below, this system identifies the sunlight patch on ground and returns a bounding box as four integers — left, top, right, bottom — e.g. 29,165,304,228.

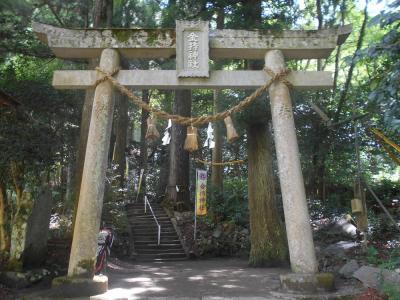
100,286,167,299
222,284,243,289
123,277,152,283
188,275,204,280
153,272,169,275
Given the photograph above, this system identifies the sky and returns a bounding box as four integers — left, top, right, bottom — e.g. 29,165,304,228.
296,0,391,16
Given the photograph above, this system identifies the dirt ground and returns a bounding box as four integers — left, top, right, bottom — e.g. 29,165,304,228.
91,257,362,299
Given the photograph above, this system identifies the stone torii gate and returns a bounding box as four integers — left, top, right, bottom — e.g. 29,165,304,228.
34,20,351,288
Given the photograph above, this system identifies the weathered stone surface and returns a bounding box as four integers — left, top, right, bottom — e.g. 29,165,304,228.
51,275,108,297
68,48,120,277
176,20,209,77
9,191,34,267
212,226,222,239
53,70,333,90
353,266,400,290
265,50,318,274
332,216,357,237
280,273,335,293
23,268,52,284
338,260,359,279
32,22,351,60
323,241,358,258
24,185,52,267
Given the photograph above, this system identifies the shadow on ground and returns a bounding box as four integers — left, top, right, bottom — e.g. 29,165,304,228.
91,258,360,300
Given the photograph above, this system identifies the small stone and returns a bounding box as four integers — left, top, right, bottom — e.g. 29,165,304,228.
212,226,222,239
333,216,358,237
240,228,249,235
0,272,31,288
323,241,358,257
339,260,359,278
323,244,346,257
353,266,400,290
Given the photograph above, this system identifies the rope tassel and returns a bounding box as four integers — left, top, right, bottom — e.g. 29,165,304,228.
224,116,239,143
145,117,160,140
184,126,199,152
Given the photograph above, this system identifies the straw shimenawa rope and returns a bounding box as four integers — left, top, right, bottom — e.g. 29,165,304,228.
94,66,292,126
195,158,245,166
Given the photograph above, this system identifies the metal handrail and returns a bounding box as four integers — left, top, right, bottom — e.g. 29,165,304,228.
144,196,161,245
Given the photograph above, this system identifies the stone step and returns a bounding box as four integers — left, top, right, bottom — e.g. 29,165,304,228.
135,257,187,262
133,235,178,240
125,200,186,262
134,237,180,242
129,218,171,223
129,223,173,228
127,214,169,218
130,227,173,232
128,216,170,220
129,220,170,224
132,224,175,229
136,253,187,260
134,244,183,250
134,239,181,244
126,206,165,210
126,206,164,210
129,222,172,226
133,233,177,238
126,208,167,212
125,201,161,209
127,216,170,220
132,229,176,234
137,249,186,254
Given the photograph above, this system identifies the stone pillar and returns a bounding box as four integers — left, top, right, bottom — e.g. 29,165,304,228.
265,50,318,274
68,48,120,277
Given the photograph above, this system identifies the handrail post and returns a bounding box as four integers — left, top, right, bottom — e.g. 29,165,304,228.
144,195,161,246
158,225,161,245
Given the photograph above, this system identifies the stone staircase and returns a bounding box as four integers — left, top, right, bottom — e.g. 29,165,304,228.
126,199,187,261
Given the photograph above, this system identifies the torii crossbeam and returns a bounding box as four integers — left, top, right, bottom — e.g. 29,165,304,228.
33,21,351,290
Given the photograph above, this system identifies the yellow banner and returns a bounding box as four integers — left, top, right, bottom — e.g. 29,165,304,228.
196,169,207,216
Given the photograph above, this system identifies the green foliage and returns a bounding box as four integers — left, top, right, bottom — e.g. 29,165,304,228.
0,55,82,177
363,0,400,132
208,178,248,226
366,245,381,265
366,246,400,270
366,245,400,300
382,282,400,300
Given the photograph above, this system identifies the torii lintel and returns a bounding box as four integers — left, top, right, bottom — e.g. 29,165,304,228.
32,22,351,60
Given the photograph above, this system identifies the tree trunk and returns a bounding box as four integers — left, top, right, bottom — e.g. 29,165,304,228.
211,90,223,193
157,146,170,201
23,182,52,267
247,123,288,267
334,0,368,122
167,90,192,209
211,5,225,194
8,191,33,269
242,0,288,266
65,160,73,208
93,0,113,27
333,0,346,95
0,179,10,255
113,90,129,189
139,90,150,200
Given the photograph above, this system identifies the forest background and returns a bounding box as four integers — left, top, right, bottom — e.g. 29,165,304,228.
0,0,399,271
